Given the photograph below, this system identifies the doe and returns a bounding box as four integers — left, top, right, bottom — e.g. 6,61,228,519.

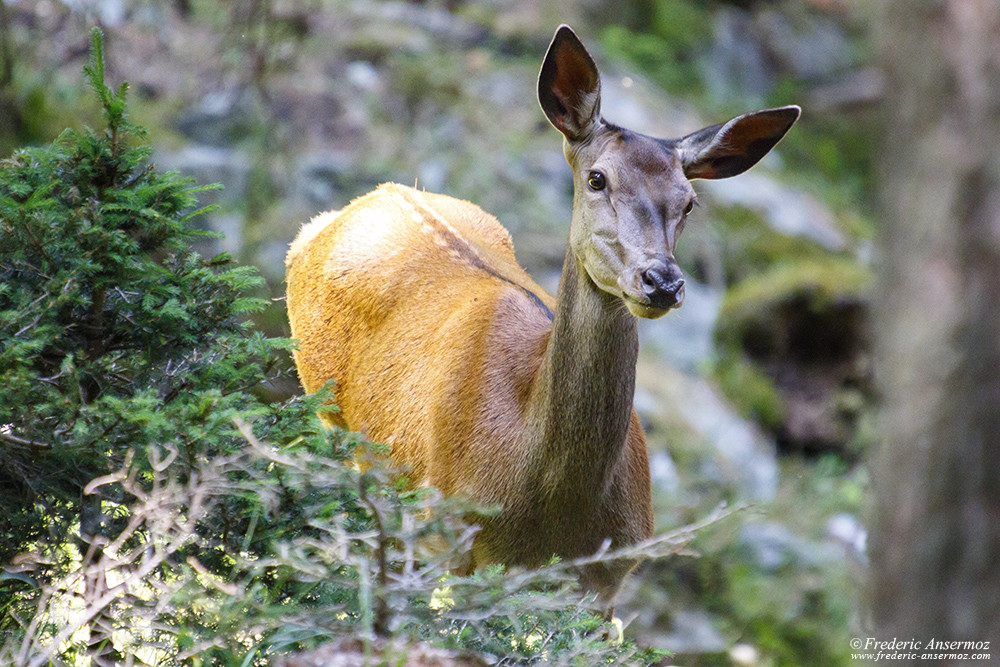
286,25,799,602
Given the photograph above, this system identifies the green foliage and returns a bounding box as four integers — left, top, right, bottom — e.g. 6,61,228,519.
682,204,835,287
767,78,880,214
0,28,666,665
714,557,854,665
600,1,712,96
599,6,877,219
158,427,668,666
693,457,864,666
0,27,271,564
713,356,785,433
388,51,467,121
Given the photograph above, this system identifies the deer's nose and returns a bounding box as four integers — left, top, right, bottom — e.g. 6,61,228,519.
639,261,685,309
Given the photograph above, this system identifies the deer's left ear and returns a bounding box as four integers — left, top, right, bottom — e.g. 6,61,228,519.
678,105,801,180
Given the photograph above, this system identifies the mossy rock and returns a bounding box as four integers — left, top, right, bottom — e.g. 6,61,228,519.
714,257,873,453
716,256,872,362
716,204,836,283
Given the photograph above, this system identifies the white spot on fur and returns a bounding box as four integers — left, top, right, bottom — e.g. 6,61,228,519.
322,204,408,277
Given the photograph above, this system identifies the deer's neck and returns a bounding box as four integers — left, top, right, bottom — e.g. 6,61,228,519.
526,243,639,495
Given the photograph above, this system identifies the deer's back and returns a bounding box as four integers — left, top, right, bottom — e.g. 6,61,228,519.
285,183,556,494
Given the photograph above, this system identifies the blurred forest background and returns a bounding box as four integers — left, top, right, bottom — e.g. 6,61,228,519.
4,0,994,665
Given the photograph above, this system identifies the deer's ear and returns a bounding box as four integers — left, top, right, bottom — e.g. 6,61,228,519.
538,25,602,143
678,106,801,180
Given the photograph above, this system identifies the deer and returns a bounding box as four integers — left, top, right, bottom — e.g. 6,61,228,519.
285,25,799,605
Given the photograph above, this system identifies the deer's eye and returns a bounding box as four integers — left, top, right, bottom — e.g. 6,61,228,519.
587,171,606,191
683,200,695,216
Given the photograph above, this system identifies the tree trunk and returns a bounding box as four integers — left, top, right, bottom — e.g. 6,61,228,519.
871,0,1000,655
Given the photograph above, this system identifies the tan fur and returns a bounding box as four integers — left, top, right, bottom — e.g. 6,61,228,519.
287,184,552,478
286,183,651,592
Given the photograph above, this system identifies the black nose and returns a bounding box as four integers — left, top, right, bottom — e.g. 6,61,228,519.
640,263,685,309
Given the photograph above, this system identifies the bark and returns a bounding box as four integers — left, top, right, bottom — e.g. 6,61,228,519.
871,0,1000,654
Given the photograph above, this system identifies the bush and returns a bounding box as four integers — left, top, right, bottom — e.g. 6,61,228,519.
0,29,669,666
0,25,296,663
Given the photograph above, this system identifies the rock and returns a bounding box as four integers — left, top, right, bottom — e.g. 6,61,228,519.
294,150,358,209
651,608,729,657
344,1,487,59
702,6,775,104
682,381,779,502
738,520,839,573
715,257,873,454
207,213,244,258
622,564,728,659
808,66,884,112
256,239,295,283
417,157,450,194
701,3,856,105
470,68,527,109
699,173,846,252
739,521,801,573
635,363,779,502
755,7,854,82
344,60,382,92
730,643,761,666
156,145,251,258
63,0,127,27
826,512,867,562
174,89,256,147
648,449,682,497
156,145,250,206
601,72,702,140
366,2,487,48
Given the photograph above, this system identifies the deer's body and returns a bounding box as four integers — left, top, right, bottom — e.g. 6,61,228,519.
287,184,651,589
287,26,798,601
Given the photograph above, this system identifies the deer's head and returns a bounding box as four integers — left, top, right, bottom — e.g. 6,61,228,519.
539,25,800,318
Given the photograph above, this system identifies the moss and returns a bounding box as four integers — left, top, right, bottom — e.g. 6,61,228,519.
770,455,867,530
720,204,834,284
713,355,785,433
676,202,849,291
711,257,872,448
716,256,872,355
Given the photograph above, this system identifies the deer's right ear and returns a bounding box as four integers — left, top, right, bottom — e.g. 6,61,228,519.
538,25,602,143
